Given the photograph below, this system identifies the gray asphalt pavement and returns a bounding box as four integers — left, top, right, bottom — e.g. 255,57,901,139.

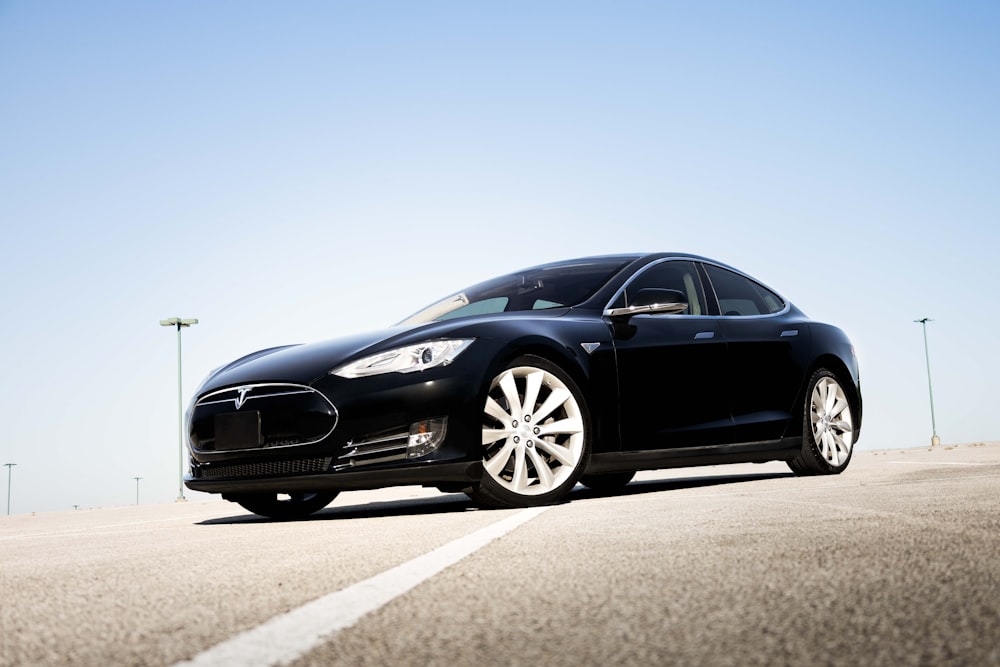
2,443,998,666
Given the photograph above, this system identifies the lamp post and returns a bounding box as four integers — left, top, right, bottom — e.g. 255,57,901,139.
160,317,198,500
914,318,940,446
133,477,142,505
4,463,14,515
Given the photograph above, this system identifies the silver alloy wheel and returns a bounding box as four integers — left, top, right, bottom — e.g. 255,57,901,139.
481,365,586,496
810,375,855,466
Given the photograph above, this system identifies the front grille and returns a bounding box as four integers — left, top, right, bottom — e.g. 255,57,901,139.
335,427,409,469
192,457,333,480
190,383,338,452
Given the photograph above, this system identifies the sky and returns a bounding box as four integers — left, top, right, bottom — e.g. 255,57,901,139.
1,1,997,514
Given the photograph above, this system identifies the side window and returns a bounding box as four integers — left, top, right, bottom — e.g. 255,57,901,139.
436,297,509,320
704,265,784,316
620,261,706,315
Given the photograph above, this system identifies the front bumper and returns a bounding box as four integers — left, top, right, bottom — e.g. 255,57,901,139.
183,362,486,495
185,460,483,495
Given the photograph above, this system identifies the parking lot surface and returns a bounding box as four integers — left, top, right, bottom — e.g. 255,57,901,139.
2,443,998,666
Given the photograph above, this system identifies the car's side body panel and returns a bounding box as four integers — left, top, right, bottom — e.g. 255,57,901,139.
611,315,731,448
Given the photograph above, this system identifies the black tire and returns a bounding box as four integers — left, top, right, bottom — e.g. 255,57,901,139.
469,355,591,508
579,471,636,493
788,369,856,475
231,491,339,519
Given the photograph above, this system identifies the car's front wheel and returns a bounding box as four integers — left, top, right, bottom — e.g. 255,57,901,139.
788,369,856,475
470,355,590,508
230,491,339,519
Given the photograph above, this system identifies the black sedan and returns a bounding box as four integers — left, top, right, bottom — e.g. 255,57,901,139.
185,253,861,518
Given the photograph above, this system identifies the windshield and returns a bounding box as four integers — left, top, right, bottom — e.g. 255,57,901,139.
401,258,631,325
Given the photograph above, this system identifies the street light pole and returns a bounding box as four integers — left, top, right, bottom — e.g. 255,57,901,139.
133,477,142,505
914,318,940,447
160,317,198,501
4,463,15,515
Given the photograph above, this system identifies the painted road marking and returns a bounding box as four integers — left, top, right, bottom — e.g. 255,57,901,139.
888,461,988,466
172,506,550,667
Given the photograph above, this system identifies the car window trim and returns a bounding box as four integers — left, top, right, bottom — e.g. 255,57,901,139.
603,257,714,318
698,260,791,319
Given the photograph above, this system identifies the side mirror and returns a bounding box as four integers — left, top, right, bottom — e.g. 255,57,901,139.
604,288,689,320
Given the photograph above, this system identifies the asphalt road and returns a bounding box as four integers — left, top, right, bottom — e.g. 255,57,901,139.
2,443,998,667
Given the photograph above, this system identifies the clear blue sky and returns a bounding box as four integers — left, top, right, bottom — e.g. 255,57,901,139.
1,1,997,514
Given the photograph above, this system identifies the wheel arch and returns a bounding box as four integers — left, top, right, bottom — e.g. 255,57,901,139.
478,335,616,454
799,353,863,436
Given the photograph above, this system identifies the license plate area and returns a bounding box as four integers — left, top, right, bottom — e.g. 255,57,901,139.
215,411,263,450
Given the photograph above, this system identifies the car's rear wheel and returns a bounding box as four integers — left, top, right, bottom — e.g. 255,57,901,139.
469,355,590,508
231,491,338,519
579,471,636,493
788,369,856,475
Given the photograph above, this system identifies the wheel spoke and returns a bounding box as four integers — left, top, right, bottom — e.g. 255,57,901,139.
484,396,511,424
511,446,529,491
829,397,850,419
522,371,544,416
831,430,850,455
822,431,838,465
534,438,576,467
824,380,838,415
482,428,511,446
534,388,571,422
537,417,583,437
812,385,825,414
484,439,516,477
831,420,853,434
498,371,523,421
526,447,555,489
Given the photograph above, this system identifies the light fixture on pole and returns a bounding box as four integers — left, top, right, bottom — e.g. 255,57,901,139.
914,317,940,447
4,463,15,515
160,317,198,501
133,477,143,505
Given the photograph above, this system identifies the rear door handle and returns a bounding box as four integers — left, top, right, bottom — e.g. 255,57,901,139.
780,330,798,337
694,331,715,340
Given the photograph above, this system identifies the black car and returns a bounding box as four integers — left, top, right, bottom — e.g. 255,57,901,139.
185,253,861,518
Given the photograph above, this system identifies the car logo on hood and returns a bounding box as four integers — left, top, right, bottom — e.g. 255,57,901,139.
234,386,251,410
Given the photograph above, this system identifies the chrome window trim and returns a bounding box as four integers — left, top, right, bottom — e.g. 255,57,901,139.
699,260,791,319
602,257,790,320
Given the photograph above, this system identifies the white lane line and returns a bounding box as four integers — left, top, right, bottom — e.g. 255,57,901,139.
888,461,988,466
173,506,550,667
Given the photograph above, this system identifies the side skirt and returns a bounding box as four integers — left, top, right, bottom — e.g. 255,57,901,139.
585,438,801,474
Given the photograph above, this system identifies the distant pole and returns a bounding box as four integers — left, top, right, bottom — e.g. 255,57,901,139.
4,463,15,515
133,477,142,505
914,318,940,446
160,317,198,501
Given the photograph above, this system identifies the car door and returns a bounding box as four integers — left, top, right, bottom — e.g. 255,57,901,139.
610,260,732,449
701,263,812,442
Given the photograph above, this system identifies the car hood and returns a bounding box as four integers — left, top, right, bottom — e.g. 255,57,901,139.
198,325,423,392
195,308,577,396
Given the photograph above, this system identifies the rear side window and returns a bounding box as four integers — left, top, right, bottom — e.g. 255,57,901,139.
704,265,784,316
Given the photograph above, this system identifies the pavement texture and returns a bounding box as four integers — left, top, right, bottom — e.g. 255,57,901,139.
2,442,998,667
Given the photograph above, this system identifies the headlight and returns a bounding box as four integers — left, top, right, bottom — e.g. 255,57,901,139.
331,339,475,378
